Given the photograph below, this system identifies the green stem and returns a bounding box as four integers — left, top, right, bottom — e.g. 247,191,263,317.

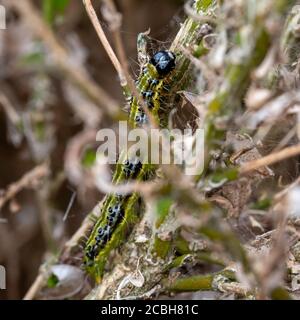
163,269,235,292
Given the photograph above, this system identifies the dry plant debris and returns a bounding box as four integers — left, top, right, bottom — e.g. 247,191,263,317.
1,0,300,300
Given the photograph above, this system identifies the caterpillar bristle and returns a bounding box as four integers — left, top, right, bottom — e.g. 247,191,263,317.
79,239,86,246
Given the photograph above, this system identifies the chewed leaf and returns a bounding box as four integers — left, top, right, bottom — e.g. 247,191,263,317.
41,264,85,299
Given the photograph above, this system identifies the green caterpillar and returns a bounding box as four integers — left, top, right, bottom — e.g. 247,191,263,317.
83,49,176,282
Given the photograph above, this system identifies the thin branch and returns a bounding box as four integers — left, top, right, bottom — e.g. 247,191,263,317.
0,163,50,211
82,0,125,83
0,92,21,127
274,175,300,201
63,191,77,222
23,274,45,300
240,144,300,174
102,0,131,83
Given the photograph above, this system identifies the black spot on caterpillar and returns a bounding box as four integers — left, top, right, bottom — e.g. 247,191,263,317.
122,158,142,179
84,198,124,263
83,50,176,282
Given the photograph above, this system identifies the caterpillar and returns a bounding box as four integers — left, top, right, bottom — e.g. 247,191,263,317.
83,48,176,282
129,50,176,127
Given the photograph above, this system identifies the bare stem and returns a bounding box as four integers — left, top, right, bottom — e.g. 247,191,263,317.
0,163,49,211
240,144,300,174
82,0,124,83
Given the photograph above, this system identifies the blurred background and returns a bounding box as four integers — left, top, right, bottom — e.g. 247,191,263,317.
0,0,184,299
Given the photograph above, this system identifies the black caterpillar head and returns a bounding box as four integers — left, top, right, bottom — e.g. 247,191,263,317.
150,51,176,77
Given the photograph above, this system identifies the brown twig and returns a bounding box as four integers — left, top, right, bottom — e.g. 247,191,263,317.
0,92,21,127
64,129,98,186
23,273,45,300
240,144,300,174
274,175,300,202
82,0,125,83
0,163,50,211
101,0,131,84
